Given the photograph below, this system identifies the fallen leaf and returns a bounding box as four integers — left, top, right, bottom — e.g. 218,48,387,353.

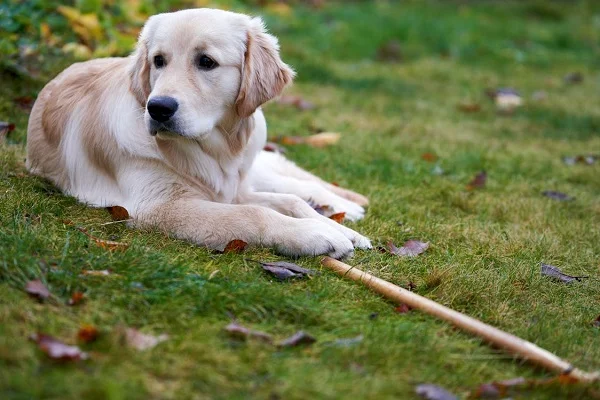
307,200,333,216
472,377,527,399
14,96,34,111
491,88,523,112
395,303,412,314
542,190,574,202
276,95,315,111
593,315,600,328
564,72,583,84
124,328,168,351
330,335,363,347
278,331,316,348
277,132,341,148
466,171,487,190
224,322,273,343
68,291,85,306
30,333,89,361
329,212,345,224
77,325,99,343
541,263,587,284
249,260,316,281
25,280,50,301
263,142,286,153
562,155,598,166
421,152,438,162
224,239,248,253
388,240,429,257
457,103,481,113
106,206,129,221
81,269,114,277
57,6,103,47
415,383,458,400
376,40,403,62
0,121,16,143
77,227,129,251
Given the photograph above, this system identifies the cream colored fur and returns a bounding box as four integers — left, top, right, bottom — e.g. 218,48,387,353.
26,8,370,258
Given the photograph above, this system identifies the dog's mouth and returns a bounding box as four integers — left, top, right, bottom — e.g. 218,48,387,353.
149,120,185,138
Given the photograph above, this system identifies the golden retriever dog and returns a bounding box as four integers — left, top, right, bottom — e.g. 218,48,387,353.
26,8,371,258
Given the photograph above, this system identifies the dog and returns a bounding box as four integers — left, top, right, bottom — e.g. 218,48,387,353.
26,8,371,258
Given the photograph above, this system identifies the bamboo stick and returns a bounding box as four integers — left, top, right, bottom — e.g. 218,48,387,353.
321,256,600,383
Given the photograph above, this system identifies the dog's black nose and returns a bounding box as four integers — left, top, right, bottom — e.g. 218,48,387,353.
147,96,179,122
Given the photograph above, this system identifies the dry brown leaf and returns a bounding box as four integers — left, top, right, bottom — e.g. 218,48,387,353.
415,384,457,400
106,206,130,221
25,280,51,301
329,212,345,224
124,328,168,351
541,263,587,284
276,95,315,110
80,269,115,277
0,121,16,143
388,240,429,257
68,291,85,306
303,132,341,148
30,333,89,361
421,152,438,162
224,240,248,253
542,190,574,202
278,331,316,348
395,303,412,314
224,322,273,343
77,227,129,251
77,325,99,343
466,171,487,190
457,103,481,113
263,142,286,153
14,96,34,112
249,260,316,281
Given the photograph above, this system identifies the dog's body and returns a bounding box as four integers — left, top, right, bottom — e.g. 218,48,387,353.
26,8,370,258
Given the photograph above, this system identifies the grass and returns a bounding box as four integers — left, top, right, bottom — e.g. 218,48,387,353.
1,0,600,399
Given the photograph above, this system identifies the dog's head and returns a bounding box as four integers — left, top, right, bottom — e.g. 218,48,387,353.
129,8,294,139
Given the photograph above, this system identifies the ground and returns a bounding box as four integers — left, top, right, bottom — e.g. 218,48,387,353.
1,1,600,399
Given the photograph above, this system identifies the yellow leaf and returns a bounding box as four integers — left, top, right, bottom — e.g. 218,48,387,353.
57,6,103,46
266,3,292,17
303,132,341,148
62,42,92,60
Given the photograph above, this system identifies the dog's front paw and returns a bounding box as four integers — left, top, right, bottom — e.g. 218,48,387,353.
275,219,355,259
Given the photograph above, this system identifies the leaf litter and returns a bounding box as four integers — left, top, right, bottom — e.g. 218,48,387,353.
415,383,458,400
77,227,129,250
223,239,248,253
388,240,429,257
123,328,168,351
466,171,487,190
542,190,574,202
25,279,51,301
278,331,317,348
224,322,273,343
77,325,99,343
275,132,341,148
106,206,130,221
248,259,317,281
541,263,587,284
30,333,89,361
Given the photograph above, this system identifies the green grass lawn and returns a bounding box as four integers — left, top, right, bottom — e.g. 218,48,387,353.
2,1,600,399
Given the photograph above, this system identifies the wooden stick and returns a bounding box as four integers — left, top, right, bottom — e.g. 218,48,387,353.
321,256,600,383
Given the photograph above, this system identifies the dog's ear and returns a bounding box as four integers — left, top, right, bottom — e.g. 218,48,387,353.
129,40,151,106
235,18,295,118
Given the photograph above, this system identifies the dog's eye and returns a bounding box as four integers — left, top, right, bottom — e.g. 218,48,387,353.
154,55,166,68
196,55,218,70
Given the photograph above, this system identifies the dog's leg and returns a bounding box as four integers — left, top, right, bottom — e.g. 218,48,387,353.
249,152,367,221
135,198,355,258
256,151,369,205
239,191,371,249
